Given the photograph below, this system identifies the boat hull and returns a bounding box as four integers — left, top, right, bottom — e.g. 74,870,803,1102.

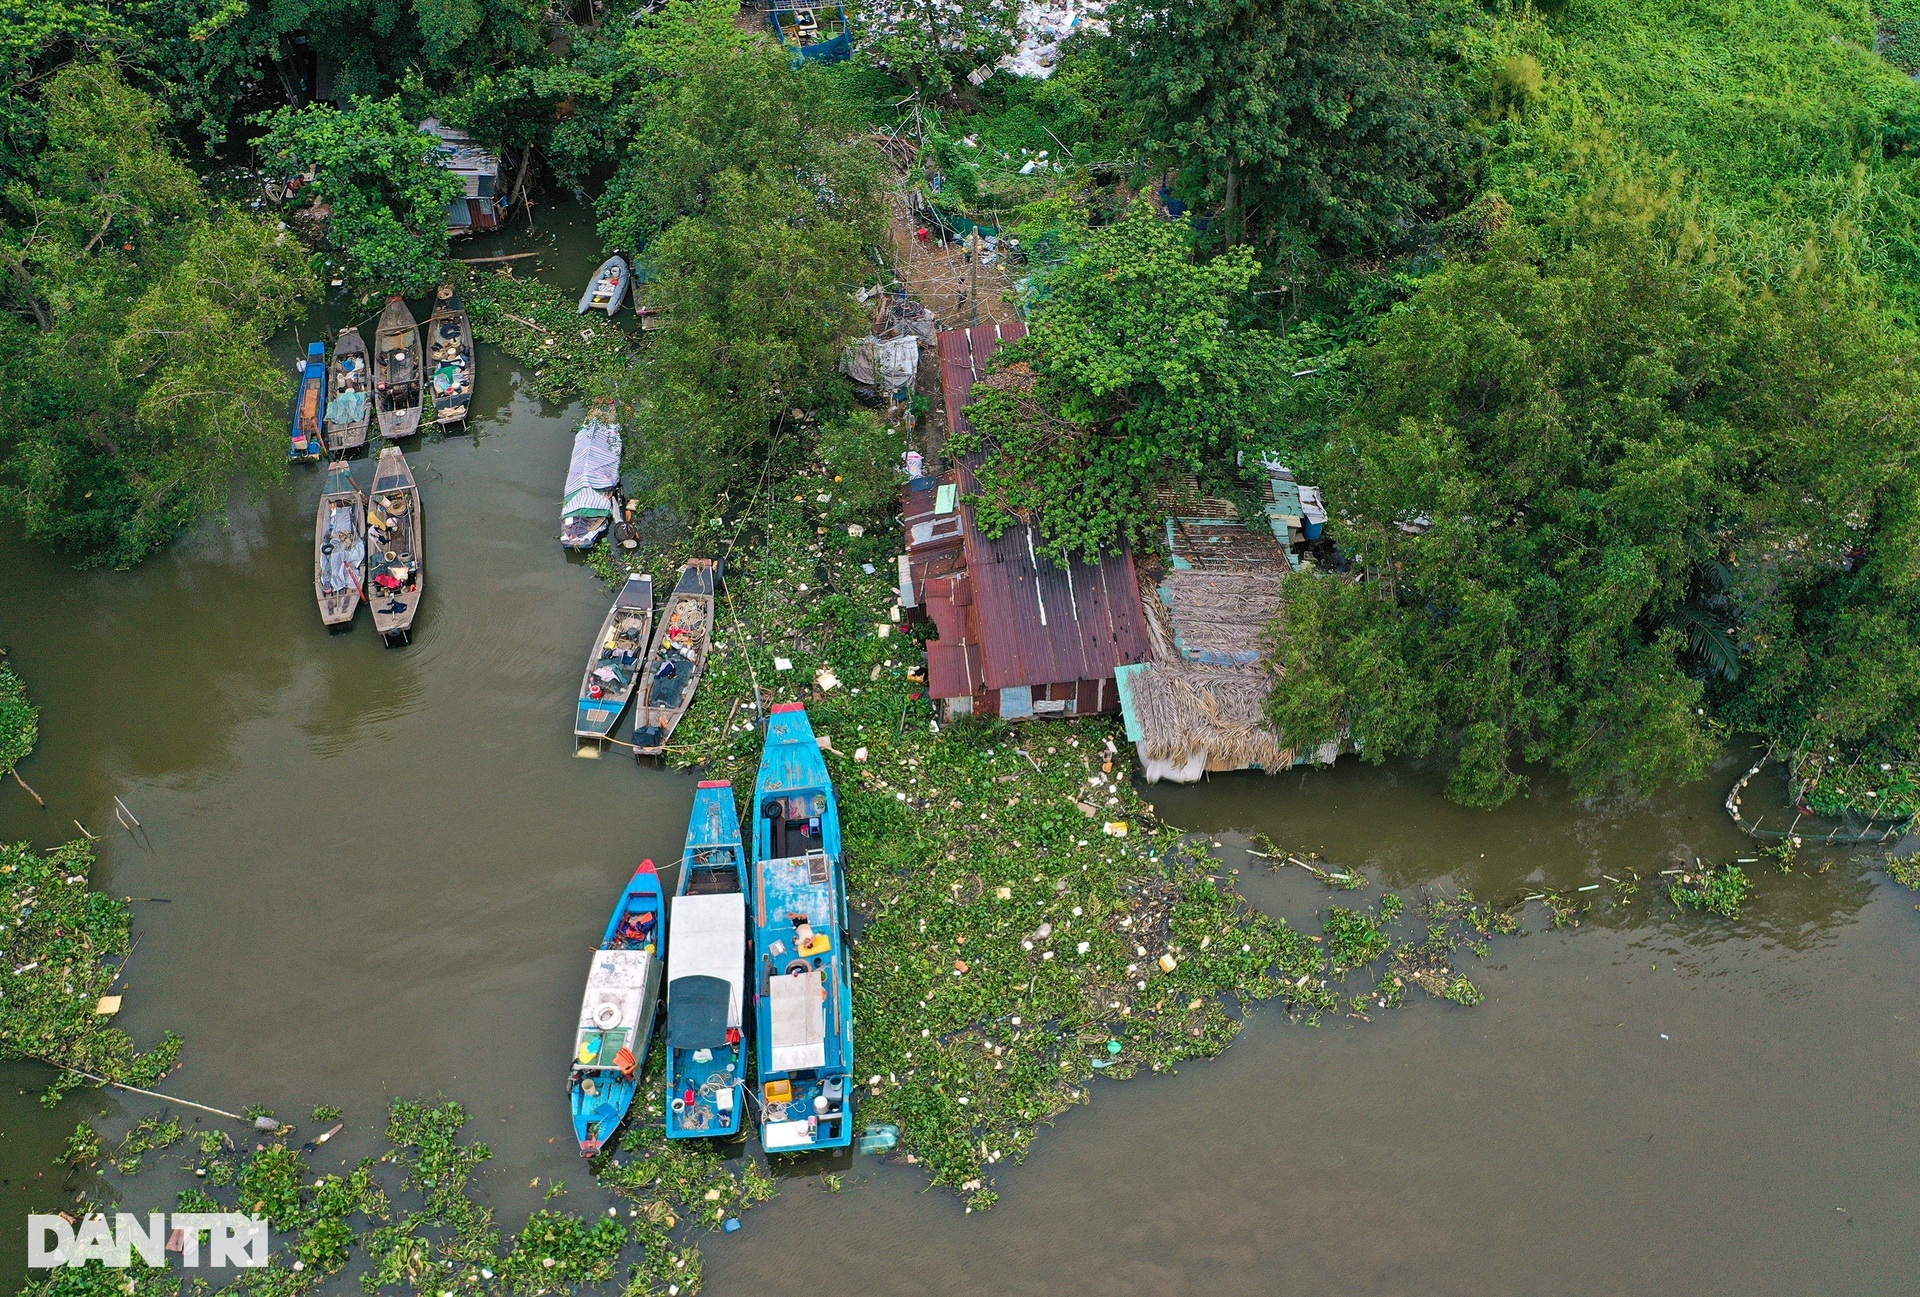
576,574,652,740
631,559,717,758
750,705,855,1152
569,861,666,1156
666,781,750,1140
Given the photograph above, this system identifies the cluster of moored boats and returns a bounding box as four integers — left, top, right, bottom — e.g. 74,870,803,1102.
301,260,854,1159
301,288,472,645
569,705,856,1156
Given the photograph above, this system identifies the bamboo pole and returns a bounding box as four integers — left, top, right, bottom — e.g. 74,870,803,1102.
10,768,45,807
40,1064,255,1124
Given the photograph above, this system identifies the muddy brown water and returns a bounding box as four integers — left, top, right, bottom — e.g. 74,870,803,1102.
4,214,1919,1295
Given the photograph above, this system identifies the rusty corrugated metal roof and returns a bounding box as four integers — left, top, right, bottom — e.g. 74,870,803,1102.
936,321,1026,439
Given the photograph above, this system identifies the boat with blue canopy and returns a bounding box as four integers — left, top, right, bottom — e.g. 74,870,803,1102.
568,859,666,1157
750,703,855,1152
289,340,326,463
665,780,750,1139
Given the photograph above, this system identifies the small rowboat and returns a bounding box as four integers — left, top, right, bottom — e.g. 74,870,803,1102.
374,296,423,440
631,559,718,759
426,285,474,426
288,341,326,463
751,704,855,1153
367,446,424,646
314,460,366,628
325,327,371,454
665,781,749,1140
569,859,667,1156
576,573,653,744
578,255,629,316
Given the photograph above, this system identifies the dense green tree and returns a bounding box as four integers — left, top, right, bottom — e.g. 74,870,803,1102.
1265,177,1920,806
597,40,886,251
440,0,755,195
1108,0,1471,251
634,170,871,514
953,202,1289,562
0,62,314,567
257,95,465,293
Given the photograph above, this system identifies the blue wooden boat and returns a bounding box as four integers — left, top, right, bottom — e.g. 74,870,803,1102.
750,703,854,1152
664,780,750,1139
568,859,666,1156
288,340,327,463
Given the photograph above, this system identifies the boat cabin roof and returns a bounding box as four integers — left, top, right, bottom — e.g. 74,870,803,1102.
572,948,653,1071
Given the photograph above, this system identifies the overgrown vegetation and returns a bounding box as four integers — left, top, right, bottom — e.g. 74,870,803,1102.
1667,863,1754,920
0,61,315,567
22,1096,774,1297
0,838,183,1099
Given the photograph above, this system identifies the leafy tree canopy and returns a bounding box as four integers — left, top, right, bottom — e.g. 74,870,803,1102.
597,40,887,252
0,61,314,568
1265,173,1920,806
955,202,1293,562
1109,0,1473,252
256,94,466,294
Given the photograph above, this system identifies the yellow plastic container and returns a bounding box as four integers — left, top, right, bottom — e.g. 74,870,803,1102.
764,1079,793,1104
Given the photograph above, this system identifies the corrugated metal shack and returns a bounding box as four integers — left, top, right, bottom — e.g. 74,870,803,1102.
899,323,1151,720
1115,474,1341,781
420,118,506,233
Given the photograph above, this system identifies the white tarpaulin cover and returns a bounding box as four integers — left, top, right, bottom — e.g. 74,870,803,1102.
563,420,623,521
319,505,364,592
668,893,746,1027
767,969,826,1072
573,948,652,1068
840,335,919,393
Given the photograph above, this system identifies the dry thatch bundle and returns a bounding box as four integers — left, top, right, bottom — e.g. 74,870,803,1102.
1162,567,1288,661
1126,661,1292,771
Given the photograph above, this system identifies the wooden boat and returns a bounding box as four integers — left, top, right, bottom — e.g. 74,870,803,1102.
288,340,326,463
313,460,366,628
367,446,424,646
631,559,718,759
665,780,750,1140
561,412,622,549
578,256,629,316
750,704,855,1153
325,327,371,454
576,573,653,743
373,295,423,440
568,859,666,1157
425,284,474,427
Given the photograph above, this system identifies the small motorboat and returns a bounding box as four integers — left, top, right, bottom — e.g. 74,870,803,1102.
367,446,424,646
751,704,855,1153
288,340,326,463
313,460,366,628
576,573,653,745
631,559,718,759
373,295,423,440
569,859,667,1157
561,411,622,549
665,781,749,1140
578,255,629,316
426,285,474,426
325,327,371,454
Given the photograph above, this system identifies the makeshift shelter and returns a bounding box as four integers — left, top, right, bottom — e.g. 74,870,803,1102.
562,419,622,533
420,118,506,233
1114,473,1342,781
900,322,1152,720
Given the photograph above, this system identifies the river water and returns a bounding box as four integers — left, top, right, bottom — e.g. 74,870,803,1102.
3,216,1917,1295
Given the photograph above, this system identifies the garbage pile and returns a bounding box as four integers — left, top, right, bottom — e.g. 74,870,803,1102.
999,0,1107,79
